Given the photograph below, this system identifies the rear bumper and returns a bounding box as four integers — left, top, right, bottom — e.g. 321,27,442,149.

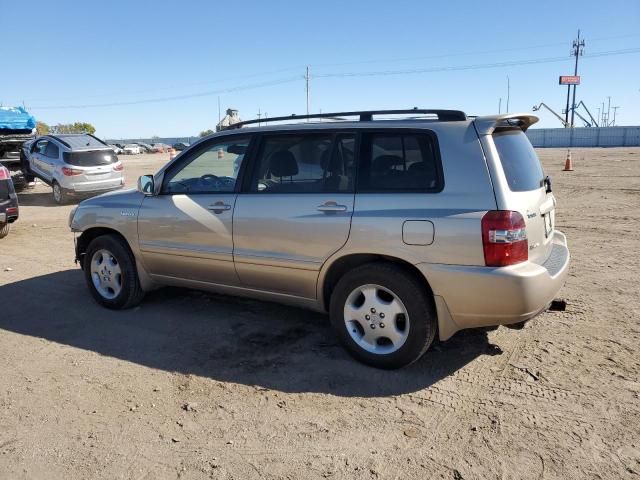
0,208,19,224
65,179,125,195
417,231,570,340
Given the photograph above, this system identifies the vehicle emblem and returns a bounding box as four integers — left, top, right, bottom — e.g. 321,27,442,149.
527,212,537,219
120,210,136,217
529,242,540,250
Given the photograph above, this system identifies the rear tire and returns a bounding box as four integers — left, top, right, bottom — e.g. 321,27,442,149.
329,263,437,369
0,223,9,239
52,181,67,204
83,234,145,309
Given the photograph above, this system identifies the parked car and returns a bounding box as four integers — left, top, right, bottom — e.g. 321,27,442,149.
151,143,169,153
0,166,19,238
123,144,142,155
135,142,153,154
69,109,570,369
108,144,123,155
172,142,189,151
24,133,124,204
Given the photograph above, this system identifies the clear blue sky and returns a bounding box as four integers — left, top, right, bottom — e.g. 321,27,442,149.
2,0,639,138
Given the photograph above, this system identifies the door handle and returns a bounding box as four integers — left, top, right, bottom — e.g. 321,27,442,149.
317,202,348,213
207,202,231,213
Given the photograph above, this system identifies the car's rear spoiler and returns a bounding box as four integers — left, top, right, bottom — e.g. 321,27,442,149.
472,113,539,135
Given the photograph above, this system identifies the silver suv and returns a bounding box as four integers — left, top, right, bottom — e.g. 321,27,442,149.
69,110,570,369
26,134,124,203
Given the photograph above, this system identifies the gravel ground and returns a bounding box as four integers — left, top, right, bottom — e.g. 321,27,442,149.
0,148,639,480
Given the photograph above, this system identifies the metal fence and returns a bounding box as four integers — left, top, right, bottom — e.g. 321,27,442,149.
106,136,199,146
526,126,640,148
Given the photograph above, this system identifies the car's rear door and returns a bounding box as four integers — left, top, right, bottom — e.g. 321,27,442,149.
232,132,356,298
137,135,253,285
62,149,121,190
490,129,554,265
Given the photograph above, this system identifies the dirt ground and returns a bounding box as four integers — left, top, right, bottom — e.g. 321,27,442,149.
0,147,638,480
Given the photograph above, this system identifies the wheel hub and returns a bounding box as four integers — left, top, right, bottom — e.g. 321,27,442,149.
90,249,122,300
343,284,410,355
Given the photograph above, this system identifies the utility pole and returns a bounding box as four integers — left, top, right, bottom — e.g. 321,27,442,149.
498,97,502,114
217,96,221,131
506,77,510,112
569,30,585,127
612,106,620,126
305,65,310,120
606,96,611,126
257,108,262,127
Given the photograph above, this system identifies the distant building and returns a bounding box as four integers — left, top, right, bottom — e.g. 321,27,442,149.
216,108,241,132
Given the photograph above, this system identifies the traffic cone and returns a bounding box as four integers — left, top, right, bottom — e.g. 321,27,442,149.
563,150,574,171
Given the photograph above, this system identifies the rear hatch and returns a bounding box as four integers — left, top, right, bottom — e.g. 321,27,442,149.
491,128,554,265
62,149,121,183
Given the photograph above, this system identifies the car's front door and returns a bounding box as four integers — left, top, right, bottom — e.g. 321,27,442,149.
137,135,252,285
30,139,51,180
233,132,356,298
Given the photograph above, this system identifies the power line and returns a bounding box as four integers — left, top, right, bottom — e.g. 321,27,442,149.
315,47,640,79
30,76,301,110
17,31,640,105
27,47,640,111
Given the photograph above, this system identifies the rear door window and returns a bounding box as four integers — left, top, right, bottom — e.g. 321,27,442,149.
248,133,355,193
358,131,443,192
493,129,544,192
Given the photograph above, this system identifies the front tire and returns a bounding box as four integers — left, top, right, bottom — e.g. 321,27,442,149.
329,263,437,369
83,235,145,309
0,223,9,239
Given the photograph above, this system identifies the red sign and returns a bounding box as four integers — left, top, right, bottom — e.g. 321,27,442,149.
559,75,581,85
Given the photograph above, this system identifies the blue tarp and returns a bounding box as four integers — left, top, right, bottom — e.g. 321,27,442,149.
0,106,36,130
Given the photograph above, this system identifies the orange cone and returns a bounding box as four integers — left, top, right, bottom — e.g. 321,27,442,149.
563,150,573,171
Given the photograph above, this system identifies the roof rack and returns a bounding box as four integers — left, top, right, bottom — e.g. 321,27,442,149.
225,109,467,130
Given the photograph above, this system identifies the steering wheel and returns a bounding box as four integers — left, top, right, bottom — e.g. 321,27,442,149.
200,174,220,185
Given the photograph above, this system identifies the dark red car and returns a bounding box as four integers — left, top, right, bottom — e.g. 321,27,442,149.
0,166,19,238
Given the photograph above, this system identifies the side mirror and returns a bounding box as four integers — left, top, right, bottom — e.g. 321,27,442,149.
137,175,155,195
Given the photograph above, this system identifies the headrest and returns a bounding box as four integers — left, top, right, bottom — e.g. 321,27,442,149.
269,151,298,177
372,155,403,172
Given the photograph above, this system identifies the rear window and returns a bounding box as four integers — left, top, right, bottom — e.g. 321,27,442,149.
493,130,544,192
63,150,118,167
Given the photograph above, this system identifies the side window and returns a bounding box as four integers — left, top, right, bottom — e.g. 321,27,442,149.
44,142,59,159
358,132,442,192
163,136,251,194
34,140,48,155
249,133,355,193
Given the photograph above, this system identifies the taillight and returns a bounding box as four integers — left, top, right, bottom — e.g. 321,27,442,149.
0,167,9,180
481,210,528,267
62,167,83,176
6,207,18,215
113,163,124,171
